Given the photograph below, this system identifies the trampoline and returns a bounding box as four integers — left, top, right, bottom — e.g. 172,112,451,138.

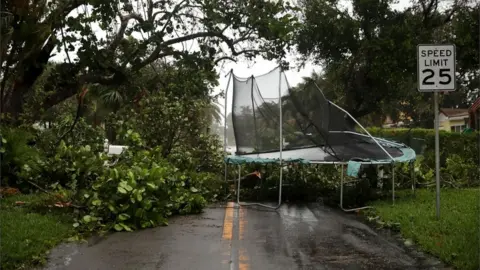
222,67,416,210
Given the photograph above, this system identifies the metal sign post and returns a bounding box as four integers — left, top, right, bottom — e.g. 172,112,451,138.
417,44,456,220
433,91,440,219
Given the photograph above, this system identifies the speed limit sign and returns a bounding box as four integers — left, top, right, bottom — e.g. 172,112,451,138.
417,44,457,220
417,44,456,92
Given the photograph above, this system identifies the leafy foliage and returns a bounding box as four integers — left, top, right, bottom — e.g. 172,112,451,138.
0,127,41,189
1,0,299,122
442,154,478,187
367,127,478,168
34,118,105,155
167,133,224,173
368,128,479,188
107,87,224,172
24,142,107,193
294,0,479,119
76,146,224,232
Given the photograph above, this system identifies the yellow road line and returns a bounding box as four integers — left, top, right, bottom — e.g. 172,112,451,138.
222,202,235,267
222,202,250,270
239,207,250,270
222,202,234,240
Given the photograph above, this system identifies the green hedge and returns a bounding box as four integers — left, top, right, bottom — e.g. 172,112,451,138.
367,128,479,167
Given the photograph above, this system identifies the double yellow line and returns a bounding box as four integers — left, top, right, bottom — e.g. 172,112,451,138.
222,202,250,270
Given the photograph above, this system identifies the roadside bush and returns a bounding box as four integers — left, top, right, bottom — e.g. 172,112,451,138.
168,133,224,173
442,154,479,187
108,92,223,165
367,127,478,166
35,118,105,155
0,127,42,190
3,123,226,233
229,163,346,205
19,141,107,193
76,147,222,232
368,128,479,188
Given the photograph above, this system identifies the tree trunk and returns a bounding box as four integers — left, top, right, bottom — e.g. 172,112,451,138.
1,37,55,124
2,78,38,124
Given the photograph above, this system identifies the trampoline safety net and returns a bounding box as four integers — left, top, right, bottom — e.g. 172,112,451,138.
230,67,413,163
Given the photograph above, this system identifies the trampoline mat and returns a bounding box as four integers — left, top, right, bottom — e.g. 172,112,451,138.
226,142,412,164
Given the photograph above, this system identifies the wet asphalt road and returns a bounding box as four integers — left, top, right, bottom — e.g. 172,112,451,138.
42,202,448,270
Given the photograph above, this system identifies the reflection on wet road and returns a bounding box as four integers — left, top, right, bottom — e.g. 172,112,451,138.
42,203,448,270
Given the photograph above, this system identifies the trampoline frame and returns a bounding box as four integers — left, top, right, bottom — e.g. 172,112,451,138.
222,67,412,211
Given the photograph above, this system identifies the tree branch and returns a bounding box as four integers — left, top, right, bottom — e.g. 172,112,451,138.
147,0,154,20
48,0,88,29
131,29,261,72
214,56,236,65
109,13,144,51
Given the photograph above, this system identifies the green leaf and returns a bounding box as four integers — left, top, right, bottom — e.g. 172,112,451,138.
73,223,80,228
118,213,130,221
142,199,152,210
117,186,127,194
120,223,133,232
114,224,124,231
120,204,130,211
146,182,157,190
83,215,92,223
190,187,199,193
128,171,135,181
92,199,101,206
136,192,143,202
108,204,117,213
135,208,145,218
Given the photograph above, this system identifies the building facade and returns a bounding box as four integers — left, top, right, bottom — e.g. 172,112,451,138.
438,108,470,132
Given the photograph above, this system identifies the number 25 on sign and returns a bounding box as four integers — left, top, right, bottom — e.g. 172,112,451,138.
417,44,456,92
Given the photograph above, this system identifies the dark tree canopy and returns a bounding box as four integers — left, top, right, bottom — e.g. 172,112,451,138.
294,0,479,123
1,0,299,123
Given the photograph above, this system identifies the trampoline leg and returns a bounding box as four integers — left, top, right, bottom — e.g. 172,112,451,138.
277,163,283,207
236,163,283,210
340,164,344,208
411,161,416,197
340,164,373,213
236,165,241,205
392,163,395,205
224,163,229,197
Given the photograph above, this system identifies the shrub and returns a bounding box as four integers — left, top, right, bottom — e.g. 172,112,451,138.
442,154,479,187
230,163,345,204
0,127,42,190
367,127,478,166
368,128,479,188
35,118,105,155
76,147,222,232
107,92,222,161
0,122,105,193
167,133,224,173
19,141,107,193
